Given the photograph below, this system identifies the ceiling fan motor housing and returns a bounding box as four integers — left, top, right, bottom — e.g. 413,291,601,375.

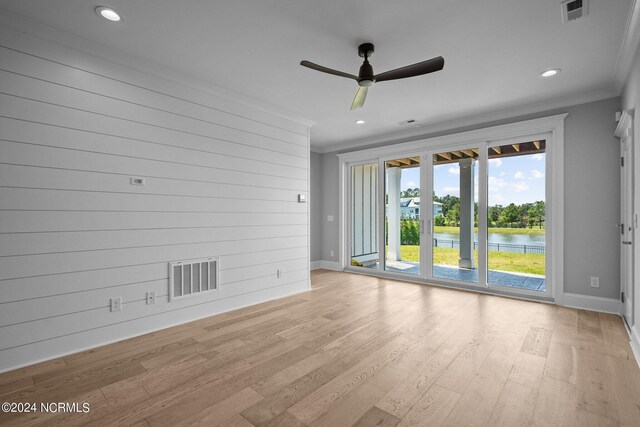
357,43,375,86
358,43,375,58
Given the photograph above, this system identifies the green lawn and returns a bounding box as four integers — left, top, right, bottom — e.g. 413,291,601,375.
433,226,545,236
398,245,545,275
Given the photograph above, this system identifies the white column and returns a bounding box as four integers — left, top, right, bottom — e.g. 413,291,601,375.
387,167,401,261
459,158,475,269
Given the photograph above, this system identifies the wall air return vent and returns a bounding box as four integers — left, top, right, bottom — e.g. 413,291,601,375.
169,257,219,301
561,0,588,23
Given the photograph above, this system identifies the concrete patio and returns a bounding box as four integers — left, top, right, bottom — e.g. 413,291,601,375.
383,261,546,291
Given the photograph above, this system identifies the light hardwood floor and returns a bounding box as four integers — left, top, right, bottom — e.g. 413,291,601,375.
1,269,639,426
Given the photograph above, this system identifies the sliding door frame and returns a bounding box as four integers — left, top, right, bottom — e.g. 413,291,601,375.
338,114,566,304
378,151,425,278
483,132,554,299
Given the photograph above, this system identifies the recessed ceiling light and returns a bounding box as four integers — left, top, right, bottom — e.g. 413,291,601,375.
540,68,561,77
95,6,123,22
355,120,365,125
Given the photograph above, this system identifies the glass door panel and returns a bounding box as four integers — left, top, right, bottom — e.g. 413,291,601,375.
432,148,479,283
487,140,546,291
384,157,420,275
350,163,379,270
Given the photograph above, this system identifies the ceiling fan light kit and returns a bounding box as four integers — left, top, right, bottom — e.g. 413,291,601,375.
301,42,444,110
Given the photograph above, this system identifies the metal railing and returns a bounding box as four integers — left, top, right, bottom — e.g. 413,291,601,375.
432,238,545,254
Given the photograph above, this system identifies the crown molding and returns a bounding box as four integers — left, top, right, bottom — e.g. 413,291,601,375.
613,0,640,92
312,87,616,153
0,8,315,128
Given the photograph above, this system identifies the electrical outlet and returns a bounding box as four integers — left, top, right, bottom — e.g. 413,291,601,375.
110,297,122,312
276,269,281,278
330,250,334,257
590,276,600,288
146,291,156,305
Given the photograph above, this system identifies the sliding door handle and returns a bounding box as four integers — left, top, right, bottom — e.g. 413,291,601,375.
622,241,632,245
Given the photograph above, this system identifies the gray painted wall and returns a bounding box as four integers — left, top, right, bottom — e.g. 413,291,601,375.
562,98,620,298
312,98,621,299
310,152,322,261
0,23,310,372
320,152,340,263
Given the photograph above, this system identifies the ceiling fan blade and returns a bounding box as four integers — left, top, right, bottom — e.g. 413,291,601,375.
374,56,444,82
300,60,358,80
350,86,368,110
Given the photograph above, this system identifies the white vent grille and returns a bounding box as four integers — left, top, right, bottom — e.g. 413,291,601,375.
562,0,588,23
169,257,219,301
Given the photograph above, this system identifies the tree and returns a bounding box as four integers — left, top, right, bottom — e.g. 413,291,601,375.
434,214,446,226
445,202,460,226
528,201,545,228
488,205,503,226
474,202,479,227
400,220,420,245
401,188,420,198
499,203,520,227
439,194,460,218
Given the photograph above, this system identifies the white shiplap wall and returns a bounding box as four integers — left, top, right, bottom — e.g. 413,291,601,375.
0,24,310,372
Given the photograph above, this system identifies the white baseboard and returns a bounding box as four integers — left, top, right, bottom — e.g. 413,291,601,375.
562,293,622,314
311,260,341,271
630,325,640,368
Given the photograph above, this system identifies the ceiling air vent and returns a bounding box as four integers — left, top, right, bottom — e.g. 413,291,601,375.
561,0,588,23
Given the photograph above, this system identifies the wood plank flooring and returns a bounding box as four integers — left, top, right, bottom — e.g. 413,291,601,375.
1,269,639,426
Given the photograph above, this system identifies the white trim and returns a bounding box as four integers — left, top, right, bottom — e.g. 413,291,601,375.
551,120,565,305
338,114,566,302
613,0,640,92
337,114,568,163
629,325,640,368
615,110,635,328
563,293,622,314
310,260,341,271
316,91,612,153
307,127,312,290
338,158,346,269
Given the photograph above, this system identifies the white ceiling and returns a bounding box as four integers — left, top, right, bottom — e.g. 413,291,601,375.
0,0,633,152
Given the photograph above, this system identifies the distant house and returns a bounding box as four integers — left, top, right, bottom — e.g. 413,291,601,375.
399,198,443,219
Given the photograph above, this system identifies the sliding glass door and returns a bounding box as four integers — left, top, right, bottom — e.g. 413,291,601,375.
384,157,421,276
346,133,551,298
486,139,547,292
431,148,479,284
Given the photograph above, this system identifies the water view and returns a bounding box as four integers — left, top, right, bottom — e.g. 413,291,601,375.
433,230,544,246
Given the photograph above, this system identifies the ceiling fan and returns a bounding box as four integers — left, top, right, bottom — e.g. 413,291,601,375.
300,43,444,110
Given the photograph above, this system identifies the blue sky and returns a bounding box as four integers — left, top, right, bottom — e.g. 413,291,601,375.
399,152,545,206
